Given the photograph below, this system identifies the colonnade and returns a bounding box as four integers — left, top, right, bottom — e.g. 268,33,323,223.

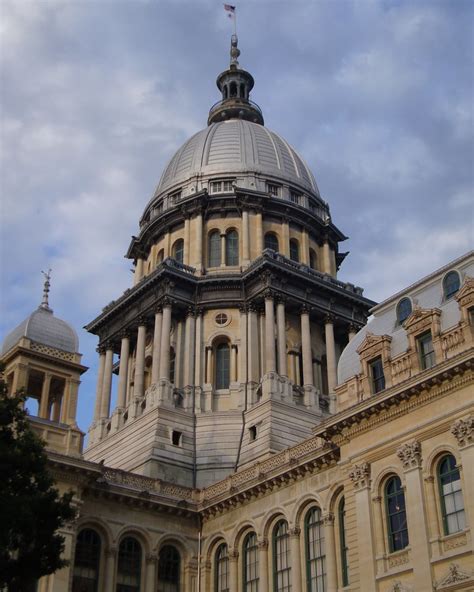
134,209,336,283
92,296,345,424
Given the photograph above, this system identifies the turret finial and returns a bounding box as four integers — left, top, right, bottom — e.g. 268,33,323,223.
230,34,240,67
40,269,52,311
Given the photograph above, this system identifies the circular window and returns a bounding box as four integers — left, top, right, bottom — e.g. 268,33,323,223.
215,312,230,327
396,297,412,325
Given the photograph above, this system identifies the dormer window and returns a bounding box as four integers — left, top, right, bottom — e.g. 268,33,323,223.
210,179,234,194
417,331,435,370
396,297,412,325
443,271,460,300
369,357,385,394
290,190,302,205
267,183,281,197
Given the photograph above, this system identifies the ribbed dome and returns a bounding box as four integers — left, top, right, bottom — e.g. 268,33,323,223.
154,119,320,199
1,306,79,355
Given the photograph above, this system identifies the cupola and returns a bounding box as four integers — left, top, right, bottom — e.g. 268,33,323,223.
207,34,264,126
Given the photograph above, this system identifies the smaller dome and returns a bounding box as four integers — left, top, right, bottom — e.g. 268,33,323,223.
1,306,79,355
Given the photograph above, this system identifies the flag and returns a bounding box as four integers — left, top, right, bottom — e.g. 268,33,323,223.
224,4,235,18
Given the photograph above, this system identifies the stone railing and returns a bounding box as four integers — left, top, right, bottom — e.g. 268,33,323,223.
30,341,76,362
102,467,196,501
441,326,465,360
391,352,412,385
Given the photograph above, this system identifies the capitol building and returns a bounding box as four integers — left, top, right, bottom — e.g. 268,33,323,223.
1,35,473,592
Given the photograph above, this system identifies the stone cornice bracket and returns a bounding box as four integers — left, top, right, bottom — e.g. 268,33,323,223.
349,462,370,490
323,512,335,526
451,416,474,448
397,440,422,470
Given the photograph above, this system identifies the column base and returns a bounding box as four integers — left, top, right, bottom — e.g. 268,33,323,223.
303,384,319,408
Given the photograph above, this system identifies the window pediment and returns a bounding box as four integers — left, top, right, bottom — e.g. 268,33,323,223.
455,276,473,307
356,332,392,361
403,307,441,336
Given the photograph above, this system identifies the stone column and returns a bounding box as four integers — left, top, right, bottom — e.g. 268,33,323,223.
264,295,276,373
229,549,239,592
66,379,80,425
301,307,313,386
184,310,196,388
258,539,269,592
259,310,265,378
282,219,290,257
322,240,332,275
231,344,238,382
100,346,114,419
195,212,203,272
117,333,130,408
348,323,358,341
133,322,147,399
104,547,116,592
145,555,157,591
205,346,213,385
239,308,248,384
372,496,386,573
93,348,106,421
183,216,190,265
396,441,432,589
301,228,309,265
220,233,226,267
349,463,376,592
242,210,250,265
451,416,474,529
134,257,144,285
151,308,163,385
52,398,61,422
248,306,259,382
276,300,287,376
325,316,337,413
289,527,302,591
256,210,263,254
323,513,338,592
159,302,172,380
194,311,203,399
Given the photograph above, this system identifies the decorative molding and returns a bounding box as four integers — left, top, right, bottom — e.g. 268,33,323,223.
349,462,370,490
388,550,410,568
442,532,467,552
323,513,335,526
288,526,301,537
389,580,412,592
450,416,474,448
397,441,422,470
434,563,473,590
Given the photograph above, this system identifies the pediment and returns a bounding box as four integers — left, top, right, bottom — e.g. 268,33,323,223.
455,275,474,305
403,307,440,330
356,332,392,356
434,562,473,590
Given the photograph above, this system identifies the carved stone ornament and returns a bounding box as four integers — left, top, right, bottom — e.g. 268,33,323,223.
450,416,474,448
397,440,422,470
323,513,335,526
349,462,370,489
434,562,473,590
390,580,413,592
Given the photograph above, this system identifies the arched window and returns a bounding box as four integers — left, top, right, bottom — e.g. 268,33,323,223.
72,528,101,592
243,532,259,591
309,248,317,270
443,271,460,299
338,497,349,587
215,543,229,592
385,476,409,552
396,297,412,324
158,545,180,592
305,507,326,592
209,231,221,267
289,239,299,262
225,229,239,266
156,249,164,266
172,239,184,264
215,342,230,389
438,454,465,534
240,83,246,99
264,232,279,252
116,537,142,592
273,520,291,592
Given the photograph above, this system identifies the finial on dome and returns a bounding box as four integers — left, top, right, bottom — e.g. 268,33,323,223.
40,269,53,312
230,34,240,68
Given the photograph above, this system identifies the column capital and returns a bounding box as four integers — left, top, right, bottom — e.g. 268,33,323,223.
451,416,474,448
186,307,195,318
397,440,422,470
103,340,114,351
146,553,158,565
119,329,130,340
228,548,239,560
372,495,382,504
276,295,287,305
300,304,312,315
136,315,149,327
257,538,268,549
153,305,163,315
195,306,204,317
247,301,259,313
323,513,335,526
288,526,301,537
324,313,335,324
97,344,107,354
105,546,117,558
264,289,275,300
349,462,371,490
161,296,173,308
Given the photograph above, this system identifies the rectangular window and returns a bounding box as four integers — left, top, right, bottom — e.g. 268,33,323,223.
169,190,181,203
290,191,301,205
369,357,385,394
267,183,281,197
417,332,435,370
210,180,234,194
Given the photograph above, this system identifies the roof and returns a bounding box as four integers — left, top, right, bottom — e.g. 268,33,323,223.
153,119,320,198
1,306,79,355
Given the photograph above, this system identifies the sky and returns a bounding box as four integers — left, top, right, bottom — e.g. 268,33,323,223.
1,0,473,433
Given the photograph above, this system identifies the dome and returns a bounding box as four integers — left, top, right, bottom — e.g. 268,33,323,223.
154,119,320,200
1,306,79,355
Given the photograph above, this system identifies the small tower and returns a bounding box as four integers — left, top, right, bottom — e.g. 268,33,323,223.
207,34,264,125
1,271,87,456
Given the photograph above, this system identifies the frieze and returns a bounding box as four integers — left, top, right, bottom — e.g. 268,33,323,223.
388,550,410,569
450,416,474,448
442,532,467,552
397,441,422,470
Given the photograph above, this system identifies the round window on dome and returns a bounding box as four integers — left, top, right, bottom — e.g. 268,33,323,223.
215,313,230,327
396,297,412,325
